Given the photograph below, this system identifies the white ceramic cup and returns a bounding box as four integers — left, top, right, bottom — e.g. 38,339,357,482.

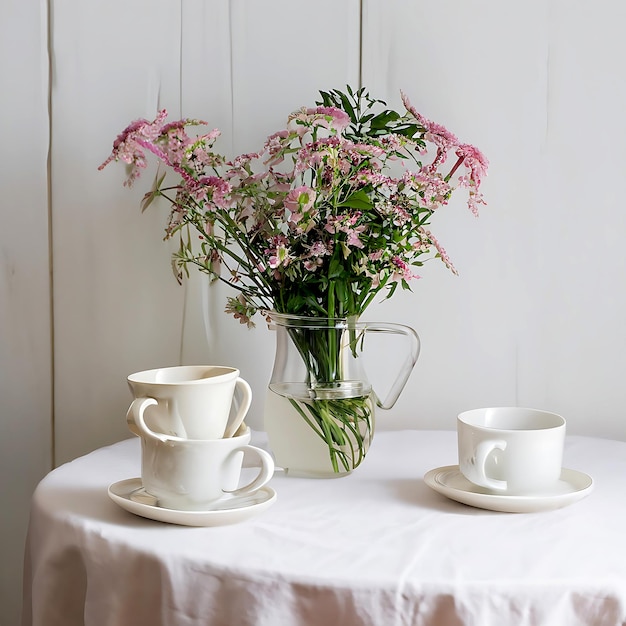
139,427,274,511
457,407,566,494
127,365,252,441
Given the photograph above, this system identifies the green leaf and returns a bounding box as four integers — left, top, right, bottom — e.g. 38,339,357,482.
393,123,422,139
141,172,166,212
328,257,345,279
318,90,332,107
370,110,400,130
339,190,372,211
140,190,158,212
335,90,356,123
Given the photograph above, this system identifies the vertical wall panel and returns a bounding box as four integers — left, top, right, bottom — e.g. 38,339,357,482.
362,0,626,438
521,0,626,437
0,2,51,624
178,0,361,429
361,0,548,430
51,0,186,464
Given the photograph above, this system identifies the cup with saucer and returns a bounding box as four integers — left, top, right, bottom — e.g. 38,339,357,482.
457,406,566,495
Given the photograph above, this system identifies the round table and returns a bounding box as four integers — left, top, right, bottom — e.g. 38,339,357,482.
22,430,626,626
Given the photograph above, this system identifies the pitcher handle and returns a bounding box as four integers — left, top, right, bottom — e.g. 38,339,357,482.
363,323,420,410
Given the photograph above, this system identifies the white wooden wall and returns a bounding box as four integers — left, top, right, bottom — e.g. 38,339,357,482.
1,2,51,625
2,2,626,624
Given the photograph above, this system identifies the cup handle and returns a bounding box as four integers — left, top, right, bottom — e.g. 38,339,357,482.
224,445,275,496
127,397,170,443
474,439,508,491
223,378,253,438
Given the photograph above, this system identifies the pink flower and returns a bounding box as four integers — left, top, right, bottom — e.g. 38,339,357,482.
346,229,365,249
309,241,331,257
444,144,489,215
305,106,351,131
98,109,213,187
466,189,487,217
263,130,291,165
400,92,427,126
325,213,366,249
201,176,231,208
265,235,292,269
284,186,316,214
284,186,318,233
455,143,489,189
424,123,458,150
418,228,458,275
390,256,420,282
98,110,168,183
400,92,458,148
303,240,331,271
400,92,460,171
228,151,261,169
405,169,451,210
391,205,411,226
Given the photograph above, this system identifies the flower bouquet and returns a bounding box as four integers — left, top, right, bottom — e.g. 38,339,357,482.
100,86,487,474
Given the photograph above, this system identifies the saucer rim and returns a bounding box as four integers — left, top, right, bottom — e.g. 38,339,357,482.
423,465,593,513
108,477,277,526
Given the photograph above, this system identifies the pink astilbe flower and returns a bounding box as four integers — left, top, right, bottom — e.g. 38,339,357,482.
454,143,489,216
357,169,391,187
390,256,420,282
455,144,488,184
418,227,458,275
401,92,487,216
401,92,458,148
98,110,208,186
466,189,487,217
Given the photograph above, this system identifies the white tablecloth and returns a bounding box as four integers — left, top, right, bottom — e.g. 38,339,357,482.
22,430,626,626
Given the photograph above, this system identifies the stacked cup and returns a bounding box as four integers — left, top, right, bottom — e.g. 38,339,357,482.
457,406,566,495
126,365,274,511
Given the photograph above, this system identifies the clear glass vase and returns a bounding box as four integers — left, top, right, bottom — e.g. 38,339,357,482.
264,313,420,478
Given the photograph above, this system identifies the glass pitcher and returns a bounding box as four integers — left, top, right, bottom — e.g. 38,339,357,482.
264,313,420,477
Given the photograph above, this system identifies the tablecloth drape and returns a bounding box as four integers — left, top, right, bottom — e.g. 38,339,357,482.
22,430,626,626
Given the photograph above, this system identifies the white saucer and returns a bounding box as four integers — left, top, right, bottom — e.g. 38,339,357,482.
424,466,593,513
108,478,277,527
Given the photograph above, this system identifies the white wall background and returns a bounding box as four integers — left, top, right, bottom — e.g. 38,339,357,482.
2,1,626,624
1,2,51,626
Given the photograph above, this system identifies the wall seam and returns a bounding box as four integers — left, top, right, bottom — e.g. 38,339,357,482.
358,0,363,89
178,0,186,365
46,0,56,469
